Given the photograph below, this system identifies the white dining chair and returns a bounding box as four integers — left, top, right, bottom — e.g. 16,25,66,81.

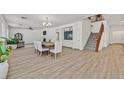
37,41,49,56
50,41,62,59
33,41,38,53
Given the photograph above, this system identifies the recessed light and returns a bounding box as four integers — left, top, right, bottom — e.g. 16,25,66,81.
21,16,27,19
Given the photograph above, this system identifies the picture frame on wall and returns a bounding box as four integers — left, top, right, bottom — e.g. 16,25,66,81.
43,31,46,35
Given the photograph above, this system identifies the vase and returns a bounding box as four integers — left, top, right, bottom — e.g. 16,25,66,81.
0,61,9,79
7,44,17,49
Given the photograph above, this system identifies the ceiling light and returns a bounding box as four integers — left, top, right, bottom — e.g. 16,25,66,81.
42,17,52,28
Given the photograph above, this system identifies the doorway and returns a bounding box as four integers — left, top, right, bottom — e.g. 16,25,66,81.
56,32,59,41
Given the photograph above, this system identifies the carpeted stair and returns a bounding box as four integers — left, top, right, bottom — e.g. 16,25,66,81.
84,33,98,51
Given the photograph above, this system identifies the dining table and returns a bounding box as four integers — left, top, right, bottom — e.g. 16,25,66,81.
42,42,54,53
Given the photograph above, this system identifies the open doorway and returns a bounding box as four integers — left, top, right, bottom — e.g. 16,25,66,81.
56,32,59,41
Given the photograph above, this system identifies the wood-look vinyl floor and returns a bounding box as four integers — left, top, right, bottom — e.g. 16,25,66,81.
7,44,124,79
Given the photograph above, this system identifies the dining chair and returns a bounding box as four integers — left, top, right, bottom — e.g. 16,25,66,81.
37,41,49,56
33,41,38,53
50,41,62,59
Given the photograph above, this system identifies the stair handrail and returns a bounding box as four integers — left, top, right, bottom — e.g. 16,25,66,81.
96,22,104,52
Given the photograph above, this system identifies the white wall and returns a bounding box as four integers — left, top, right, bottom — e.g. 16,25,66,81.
0,19,2,36
46,28,57,42
10,28,43,44
9,20,112,51
9,20,92,50
57,22,83,49
91,22,101,33
112,31,124,43
109,26,124,44
81,19,91,50
109,23,124,44
0,15,9,38
72,22,82,49
41,21,84,49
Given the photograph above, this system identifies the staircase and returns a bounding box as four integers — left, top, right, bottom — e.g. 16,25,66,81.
84,23,104,52
84,33,98,51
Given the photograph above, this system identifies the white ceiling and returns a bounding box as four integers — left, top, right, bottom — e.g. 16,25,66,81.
105,14,124,31
105,14,124,26
4,14,93,29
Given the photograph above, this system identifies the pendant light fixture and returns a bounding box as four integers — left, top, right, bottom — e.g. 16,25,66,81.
42,17,52,28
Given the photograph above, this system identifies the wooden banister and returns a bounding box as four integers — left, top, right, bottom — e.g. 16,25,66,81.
95,23,104,52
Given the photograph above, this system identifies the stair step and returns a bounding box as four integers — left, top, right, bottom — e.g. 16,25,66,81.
87,41,96,44
86,45,96,47
84,33,98,51
85,47,96,51
86,42,96,45
86,44,96,47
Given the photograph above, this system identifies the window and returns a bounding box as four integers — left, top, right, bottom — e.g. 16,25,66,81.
64,26,73,40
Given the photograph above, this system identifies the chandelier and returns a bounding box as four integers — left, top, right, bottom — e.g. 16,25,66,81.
42,17,52,27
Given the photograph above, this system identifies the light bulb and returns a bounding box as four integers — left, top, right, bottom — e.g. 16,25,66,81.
43,22,46,26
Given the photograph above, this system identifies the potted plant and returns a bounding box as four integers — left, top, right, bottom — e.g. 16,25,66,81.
6,37,19,49
0,39,11,79
0,37,19,49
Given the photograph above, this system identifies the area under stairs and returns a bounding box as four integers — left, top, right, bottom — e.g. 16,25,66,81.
84,33,98,51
